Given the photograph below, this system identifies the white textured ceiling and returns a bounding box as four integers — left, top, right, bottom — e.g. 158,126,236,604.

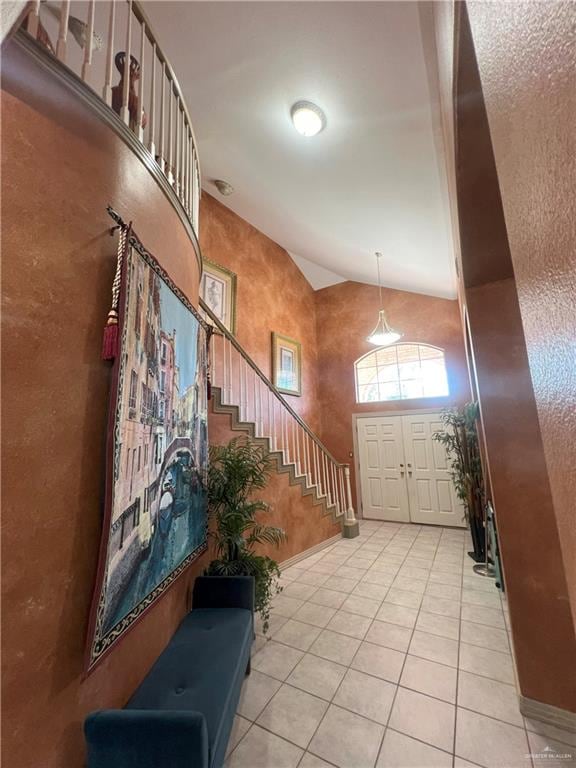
289,252,347,291
144,1,456,298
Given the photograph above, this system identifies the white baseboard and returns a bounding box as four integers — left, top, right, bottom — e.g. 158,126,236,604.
280,534,341,570
519,695,576,733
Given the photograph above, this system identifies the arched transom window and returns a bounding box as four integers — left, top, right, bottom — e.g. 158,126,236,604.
355,343,449,403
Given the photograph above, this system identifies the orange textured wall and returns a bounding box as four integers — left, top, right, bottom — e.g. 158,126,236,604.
466,0,576,631
209,408,341,561
450,2,576,712
1,42,205,768
200,194,320,433
315,281,471,509
466,279,576,711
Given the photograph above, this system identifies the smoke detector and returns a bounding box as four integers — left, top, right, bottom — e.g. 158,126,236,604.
213,179,234,196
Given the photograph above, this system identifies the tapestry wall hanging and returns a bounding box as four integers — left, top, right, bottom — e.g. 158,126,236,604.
86,223,209,672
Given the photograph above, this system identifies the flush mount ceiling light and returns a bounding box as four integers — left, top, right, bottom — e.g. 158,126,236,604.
213,179,234,196
291,101,326,137
366,252,402,347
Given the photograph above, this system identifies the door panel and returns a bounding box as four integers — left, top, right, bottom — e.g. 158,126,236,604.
368,477,382,508
357,416,410,522
402,414,465,527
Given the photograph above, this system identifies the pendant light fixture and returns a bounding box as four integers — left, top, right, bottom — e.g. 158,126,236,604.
366,252,402,346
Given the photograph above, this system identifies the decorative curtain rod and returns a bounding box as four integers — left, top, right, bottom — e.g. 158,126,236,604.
107,205,129,234
105,205,211,335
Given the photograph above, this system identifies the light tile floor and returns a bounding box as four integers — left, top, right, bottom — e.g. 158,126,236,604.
226,521,576,768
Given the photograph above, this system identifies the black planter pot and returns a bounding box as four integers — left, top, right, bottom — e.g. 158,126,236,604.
468,515,486,562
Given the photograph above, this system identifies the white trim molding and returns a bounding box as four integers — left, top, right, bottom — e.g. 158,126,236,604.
279,534,341,571
520,695,576,734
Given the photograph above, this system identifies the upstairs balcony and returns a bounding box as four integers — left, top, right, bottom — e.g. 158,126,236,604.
19,0,201,251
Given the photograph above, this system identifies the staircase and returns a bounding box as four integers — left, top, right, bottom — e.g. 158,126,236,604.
202,299,359,537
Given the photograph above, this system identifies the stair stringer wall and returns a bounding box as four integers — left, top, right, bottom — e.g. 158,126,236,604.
209,399,342,563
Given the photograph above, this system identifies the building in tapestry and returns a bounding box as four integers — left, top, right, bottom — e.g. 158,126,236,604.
159,330,177,445
104,258,162,621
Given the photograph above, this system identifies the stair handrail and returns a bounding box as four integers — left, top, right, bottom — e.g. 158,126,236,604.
200,298,346,468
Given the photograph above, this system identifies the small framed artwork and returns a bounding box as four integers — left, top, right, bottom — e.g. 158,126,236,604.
200,259,237,334
272,332,302,396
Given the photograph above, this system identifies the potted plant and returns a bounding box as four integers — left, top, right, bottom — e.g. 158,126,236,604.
433,402,486,561
205,437,286,632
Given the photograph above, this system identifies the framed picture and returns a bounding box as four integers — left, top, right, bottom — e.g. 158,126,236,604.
200,259,237,334
86,238,209,673
272,332,302,396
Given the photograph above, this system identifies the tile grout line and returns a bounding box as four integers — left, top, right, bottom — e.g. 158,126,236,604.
231,524,394,766
451,528,467,767
301,523,430,767
372,524,444,767
231,523,478,767
296,524,409,766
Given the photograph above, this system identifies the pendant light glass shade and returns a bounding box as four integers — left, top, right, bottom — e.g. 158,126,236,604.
366,252,402,347
367,309,402,346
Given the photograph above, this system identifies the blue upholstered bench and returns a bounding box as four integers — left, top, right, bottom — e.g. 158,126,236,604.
85,576,254,768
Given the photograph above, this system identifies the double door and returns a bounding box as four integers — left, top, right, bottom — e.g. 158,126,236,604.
357,413,464,527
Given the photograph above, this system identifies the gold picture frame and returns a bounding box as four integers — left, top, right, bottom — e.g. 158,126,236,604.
272,332,302,396
200,259,237,334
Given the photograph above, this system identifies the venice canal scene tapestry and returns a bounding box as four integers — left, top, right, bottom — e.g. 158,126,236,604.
87,240,208,671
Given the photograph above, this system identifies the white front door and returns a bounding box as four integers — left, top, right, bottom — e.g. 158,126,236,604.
402,413,465,527
357,413,465,527
357,416,410,522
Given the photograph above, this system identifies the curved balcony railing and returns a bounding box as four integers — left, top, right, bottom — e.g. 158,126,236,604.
22,0,200,241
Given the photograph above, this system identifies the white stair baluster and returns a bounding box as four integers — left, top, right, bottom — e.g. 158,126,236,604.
27,0,41,39
223,335,229,405
245,364,250,427
228,337,233,405
252,368,258,435
167,83,173,182
120,0,132,126
305,433,311,485
258,377,264,436
56,0,71,63
103,0,116,106
137,18,145,141
296,424,301,475
159,63,166,171
325,455,331,506
149,45,156,156
239,351,244,421
81,0,96,83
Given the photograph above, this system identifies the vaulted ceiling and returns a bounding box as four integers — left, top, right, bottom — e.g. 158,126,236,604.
144,1,456,298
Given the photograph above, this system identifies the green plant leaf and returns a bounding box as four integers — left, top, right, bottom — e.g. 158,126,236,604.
206,437,285,632
432,402,486,524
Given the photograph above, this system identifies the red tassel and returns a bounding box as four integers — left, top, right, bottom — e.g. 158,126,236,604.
102,312,119,360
